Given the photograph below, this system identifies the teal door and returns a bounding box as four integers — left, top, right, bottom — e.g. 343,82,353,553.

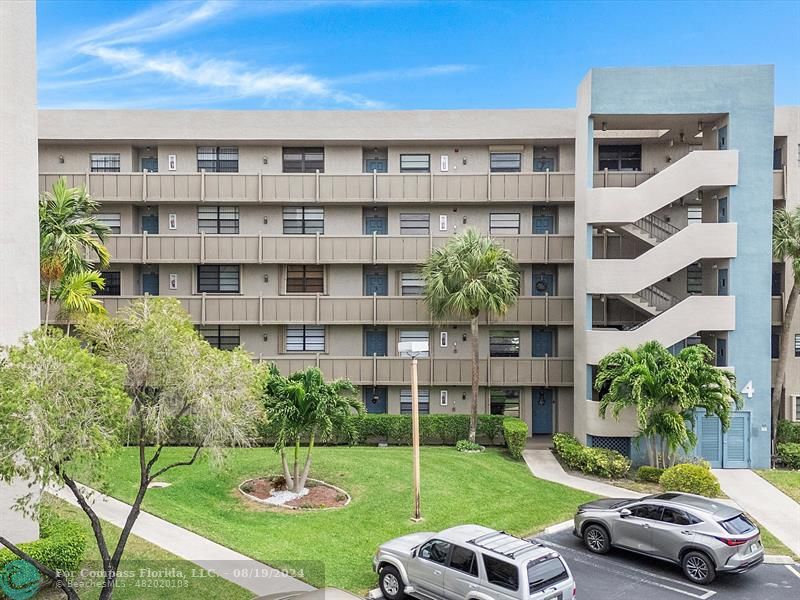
532,388,553,434
364,327,387,356
141,157,158,172
532,272,555,296
365,159,387,173
533,215,555,234
532,327,554,357
141,214,159,234
697,411,750,468
364,387,388,414
698,414,723,468
363,266,388,296
142,271,159,296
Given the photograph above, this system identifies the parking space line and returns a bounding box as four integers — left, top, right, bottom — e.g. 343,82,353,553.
786,565,800,579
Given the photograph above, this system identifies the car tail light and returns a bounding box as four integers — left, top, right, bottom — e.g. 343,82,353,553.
714,536,749,547
573,584,577,597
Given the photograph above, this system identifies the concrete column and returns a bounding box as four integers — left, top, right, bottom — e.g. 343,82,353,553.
0,0,40,543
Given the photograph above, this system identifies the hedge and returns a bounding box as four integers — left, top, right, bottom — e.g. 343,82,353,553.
0,509,87,576
502,418,528,459
636,466,665,483
553,433,631,479
659,463,721,497
777,420,800,444
777,442,800,469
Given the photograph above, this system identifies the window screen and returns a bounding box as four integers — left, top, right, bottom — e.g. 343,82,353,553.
283,147,325,173
96,271,121,296
400,272,425,296
90,153,120,173
687,206,703,225
285,325,325,352
198,205,240,234
399,330,429,356
400,213,430,235
197,265,240,293
96,213,121,234
687,262,703,294
286,265,324,293
490,152,522,173
283,206,325,234
489,388,520,418
400,387,430,414
197,326,240,350
400,154,430,173
197,146,239,173
490,330,520,357
489,213,521,235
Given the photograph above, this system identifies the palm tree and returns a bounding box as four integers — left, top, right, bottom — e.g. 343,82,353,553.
772,207,800,434
422,228,520,443
55,270,107,334
596,341,742,467
261,365,361,493
40,178,111,326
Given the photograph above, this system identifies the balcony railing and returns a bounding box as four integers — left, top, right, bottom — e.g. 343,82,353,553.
256,356,573,387
100,233,575,264
43,295,574,326
39,171,576,204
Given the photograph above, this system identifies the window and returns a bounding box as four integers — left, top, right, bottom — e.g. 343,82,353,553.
490,152,521,173
630,504,663,521
448,546,478,577
198,326,240,350
490,330,520,357
418,539,450,564
598,144,641,171
687,206,703,225
795,396,800,422
282,147,324,173
285,325,325,352
400,387,430,414
489,213,520,235
96,213,121,234
286,265,324,293
400,272,425,296
719,514,756,535
197,265,240,293
400,213,430,235
399,330,429,356
90,153,120,173
527,556,568,594
482,555,518,591
96,271,121,296
400,154,430,173
687,262,703,294
283,206,324,234
772,331,780,359
490,388,520,418
197,146,239,173
198,205,240,234
796,334,800,358
660,508,694,526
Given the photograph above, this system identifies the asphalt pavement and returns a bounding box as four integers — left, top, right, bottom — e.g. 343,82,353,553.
533,528,800,600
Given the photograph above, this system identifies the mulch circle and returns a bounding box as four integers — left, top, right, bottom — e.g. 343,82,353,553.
238,476,351,510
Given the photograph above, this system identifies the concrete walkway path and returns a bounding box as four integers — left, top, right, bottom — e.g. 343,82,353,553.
523,449,641,499
51,484,314,597
713,469,800,557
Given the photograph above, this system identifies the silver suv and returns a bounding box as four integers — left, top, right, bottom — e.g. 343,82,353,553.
374,525,576,600
573,492,764,584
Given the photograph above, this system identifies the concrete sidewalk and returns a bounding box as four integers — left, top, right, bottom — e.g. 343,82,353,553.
713,469,800,557
50,484,314,596
523,449,641,499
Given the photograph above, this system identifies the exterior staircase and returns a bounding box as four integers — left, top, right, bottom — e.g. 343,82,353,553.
614,214,680,247
616,284,677,318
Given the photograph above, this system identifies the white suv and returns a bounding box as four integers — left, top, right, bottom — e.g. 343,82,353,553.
374,524,576,600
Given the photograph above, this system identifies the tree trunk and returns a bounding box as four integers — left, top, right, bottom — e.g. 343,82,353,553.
297,432,316,492
44,279,53,327
292,438,300,490
469,315,480,443
772,283,799,439
279,448,294,490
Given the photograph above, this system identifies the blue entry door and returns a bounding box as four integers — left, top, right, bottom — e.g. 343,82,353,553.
364,327,387,356
364,387,388,414
533,215,555,234
141,157,159,172
698,414,723,468
142,271,160,296
365,159,387,173
363,267,388,296
723,412,750,468
532,272,555,296
532,328,554,357
532,388,554,434
141,213,159,234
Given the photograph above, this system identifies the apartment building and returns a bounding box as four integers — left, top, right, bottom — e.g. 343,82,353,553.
36,65,799,469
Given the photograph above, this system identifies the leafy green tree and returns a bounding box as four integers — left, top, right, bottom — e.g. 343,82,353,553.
40,178,111,326
0,298,261,600
54,270,107,334
595,341,742,467
261,365,361,493
772,207,800,434
422,228,519,442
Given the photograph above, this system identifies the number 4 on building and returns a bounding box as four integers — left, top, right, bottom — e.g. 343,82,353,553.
741,380,755,399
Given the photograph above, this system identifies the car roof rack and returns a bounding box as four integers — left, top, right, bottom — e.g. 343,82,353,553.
467,530,545,560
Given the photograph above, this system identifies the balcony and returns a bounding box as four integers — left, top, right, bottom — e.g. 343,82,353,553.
45,295,574,326
259,356,574,387
39,171,576,204
102,233,575,264
773,295,783,325
774,168,786,200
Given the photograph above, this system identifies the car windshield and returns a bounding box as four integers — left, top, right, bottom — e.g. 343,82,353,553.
527,556,568,594
719,513,756,535
609,499,637,509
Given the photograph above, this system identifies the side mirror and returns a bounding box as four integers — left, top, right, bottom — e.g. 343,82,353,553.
411,547,417,559
619,508,632,518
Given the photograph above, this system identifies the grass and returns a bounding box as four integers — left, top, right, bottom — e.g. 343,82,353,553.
36,495,252,600
77,446,596,593
757,469,800,503
757,522,798,560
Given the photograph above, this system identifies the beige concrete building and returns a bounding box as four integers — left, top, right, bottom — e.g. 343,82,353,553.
36,66,799,467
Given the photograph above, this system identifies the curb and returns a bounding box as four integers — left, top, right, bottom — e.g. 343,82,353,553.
542,520,574,535
764,554,797,564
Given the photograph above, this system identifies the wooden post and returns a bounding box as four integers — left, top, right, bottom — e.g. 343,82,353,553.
410,357,422,522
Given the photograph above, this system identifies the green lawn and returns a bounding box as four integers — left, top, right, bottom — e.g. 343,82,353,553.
757,469,800,504
78,446,596,593
37,495,252,600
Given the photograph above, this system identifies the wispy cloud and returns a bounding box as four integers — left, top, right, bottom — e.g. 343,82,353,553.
38,0,471,109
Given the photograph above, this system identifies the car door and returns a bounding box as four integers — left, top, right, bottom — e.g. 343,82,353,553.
406,539,450,599
612,503,662,553
443,545,480,600
650,507,697,562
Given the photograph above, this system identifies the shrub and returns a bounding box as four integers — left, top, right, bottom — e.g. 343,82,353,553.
777,420,800,444
659,463,721,497
502,418,528,459
636,466,665,483
777,442,800,469
552,433,631,479
456,439,484,453
0,509,87,574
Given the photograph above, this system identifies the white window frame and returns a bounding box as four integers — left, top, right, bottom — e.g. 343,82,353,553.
400,387,430,414
400,272,425,296
439,214,448,231
399,330,429,357
687,206,703,225
490,152,522,173
440,331,448,347
440,390,448,406
400,213,430,235
489,212,521,235
96,212,121,234
400,154,431,173
285,325,325,353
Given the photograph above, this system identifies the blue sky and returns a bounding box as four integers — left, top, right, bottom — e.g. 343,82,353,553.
37,0,800,110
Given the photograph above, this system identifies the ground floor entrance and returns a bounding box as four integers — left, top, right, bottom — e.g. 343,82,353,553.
696,411,750,468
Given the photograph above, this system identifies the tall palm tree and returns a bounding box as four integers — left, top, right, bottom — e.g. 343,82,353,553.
596,341,741,467
772,207,800,434
55,270,107,334
422,228,520,443
40,178,111,326
261,365,361,493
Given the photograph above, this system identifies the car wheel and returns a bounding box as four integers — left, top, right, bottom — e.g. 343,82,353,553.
379,565,406,600
583,524,610,554
681,551,716,585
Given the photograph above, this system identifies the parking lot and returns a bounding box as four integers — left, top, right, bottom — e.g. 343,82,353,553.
534,529,800,600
